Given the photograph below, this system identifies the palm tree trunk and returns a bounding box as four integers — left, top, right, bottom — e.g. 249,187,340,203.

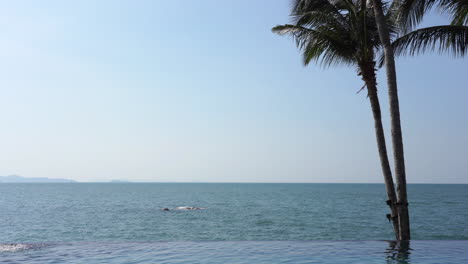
372,0,411,240
360,62,399,240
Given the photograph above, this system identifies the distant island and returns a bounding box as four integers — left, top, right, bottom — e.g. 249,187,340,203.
109,180,132,183
0,175,76,183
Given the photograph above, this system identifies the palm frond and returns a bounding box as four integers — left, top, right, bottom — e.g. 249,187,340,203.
291,10,349,32
392,25,468,57
441,0,468,25
290,0,350,28
291,0,349,16
395,0,437,32
396,0,468,30
272,24,356,67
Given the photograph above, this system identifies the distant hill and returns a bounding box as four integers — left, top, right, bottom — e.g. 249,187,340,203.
0,175,76,183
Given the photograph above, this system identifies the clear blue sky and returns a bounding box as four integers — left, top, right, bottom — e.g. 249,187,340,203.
0,0,466,183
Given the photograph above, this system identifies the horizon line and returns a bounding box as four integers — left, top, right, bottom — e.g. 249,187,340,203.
2,181,467,184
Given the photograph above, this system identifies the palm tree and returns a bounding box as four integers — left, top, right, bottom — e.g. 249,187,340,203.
372,0,468,240
371,0,411,240
272,0,401,239
370,0,468,241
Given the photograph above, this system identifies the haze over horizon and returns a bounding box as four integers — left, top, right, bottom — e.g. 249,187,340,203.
1,0,467,184
2,175,467,184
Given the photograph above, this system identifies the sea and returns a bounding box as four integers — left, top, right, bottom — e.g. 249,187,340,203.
0,183,467,263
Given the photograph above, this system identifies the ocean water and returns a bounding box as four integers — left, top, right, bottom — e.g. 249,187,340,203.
0,183,467,263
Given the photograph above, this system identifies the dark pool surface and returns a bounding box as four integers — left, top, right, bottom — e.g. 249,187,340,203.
1,240,467,263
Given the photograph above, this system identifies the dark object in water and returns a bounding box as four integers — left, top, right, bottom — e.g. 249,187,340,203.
161,208,170,211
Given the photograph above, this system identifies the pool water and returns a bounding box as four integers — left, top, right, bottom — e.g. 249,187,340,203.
1,241,467,263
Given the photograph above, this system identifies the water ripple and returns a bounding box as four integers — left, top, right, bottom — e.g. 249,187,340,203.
0,241,467,264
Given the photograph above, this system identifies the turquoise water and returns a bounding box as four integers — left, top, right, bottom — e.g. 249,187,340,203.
1,183,467,242
0,183,467,263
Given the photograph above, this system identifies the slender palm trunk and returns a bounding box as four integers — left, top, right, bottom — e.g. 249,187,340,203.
372,0,410,240
360,62,399,240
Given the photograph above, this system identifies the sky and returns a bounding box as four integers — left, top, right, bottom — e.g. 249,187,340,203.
0,0,466,183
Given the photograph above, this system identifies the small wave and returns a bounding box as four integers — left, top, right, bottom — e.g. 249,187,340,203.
0,243,44,252
175,206,206,210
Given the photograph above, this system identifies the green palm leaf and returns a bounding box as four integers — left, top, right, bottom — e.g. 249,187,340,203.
392,25,468,56
272,24,355,67
396,0,437,32
396,0,468,31
444,0,468,25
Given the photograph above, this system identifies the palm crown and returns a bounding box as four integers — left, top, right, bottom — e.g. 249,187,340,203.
272,0,397,69
273,0,468,67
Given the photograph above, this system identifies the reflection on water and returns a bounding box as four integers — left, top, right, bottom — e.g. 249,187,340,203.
386,241,412,264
